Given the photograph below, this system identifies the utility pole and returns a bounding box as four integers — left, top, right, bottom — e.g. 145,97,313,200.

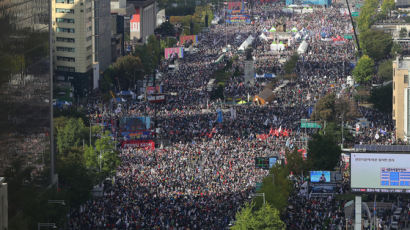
345,0,361,54
49,0,55,186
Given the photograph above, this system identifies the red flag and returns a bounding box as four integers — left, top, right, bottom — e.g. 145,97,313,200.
269,127,274,136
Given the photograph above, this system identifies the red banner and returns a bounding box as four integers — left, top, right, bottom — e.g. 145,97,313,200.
180,35,198,45
121,140,155,150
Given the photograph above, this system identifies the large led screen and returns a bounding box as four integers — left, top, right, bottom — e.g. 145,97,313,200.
351,153,410,193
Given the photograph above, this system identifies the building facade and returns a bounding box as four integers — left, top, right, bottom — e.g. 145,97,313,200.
0,0,51,174
0,178,7,230
94,0,112,72
129,0,156,43
52,0,93,74
393,56,410,141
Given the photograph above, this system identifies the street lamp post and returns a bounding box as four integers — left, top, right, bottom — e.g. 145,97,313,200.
38,223,56,230
250,193,266,205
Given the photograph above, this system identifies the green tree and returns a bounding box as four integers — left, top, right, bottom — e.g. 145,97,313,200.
283,53,299,75
357,0,378,32
353,55,375,84
307,133,341,171
285,148,308,176
111,55,144,90
57,147,94,206
56,118,87,154
311,93,336,122
257,165,291,212
360,30,393,62
381,0,395,18
377,59,393,81
369,83,392,114
155,21,176,37
231,202,285,230
84,131,120,180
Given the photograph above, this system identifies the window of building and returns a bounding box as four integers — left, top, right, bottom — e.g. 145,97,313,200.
87,7,92,13
56,8,74,13
56,27,75,33
57,56,75,62
55,0,74,3
56,18,75,23
87,55,92,60
57,46,75,52
56,37,75,43
86,36,92,41
87,26,92,32
86,45,92,51
394,82,395,90
57,66,75,72
405,75,408,84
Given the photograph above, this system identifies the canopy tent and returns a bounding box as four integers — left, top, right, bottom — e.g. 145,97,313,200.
291,27,298,32
238,35,254,51
297,40,309,54
259,33,268,41
255,73,276,78
254,88,275,105
269,27,276,32
237,100,247,104
270,42,285,51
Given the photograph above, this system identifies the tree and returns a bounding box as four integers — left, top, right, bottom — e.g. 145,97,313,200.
57,147,94,206
231,202,285,230
256,165,291,212
369,83,392,114
353,55,375,84
311,93,336,122
56,118,87,154
399,27,408,38
285,148,308,176
307,133,341,171
111,55,144,90
381,0,395,18
154,21,176,37
357,0,378,32
360,30,393,62
283,53,299,75
377,59,393,81
84,131,119,180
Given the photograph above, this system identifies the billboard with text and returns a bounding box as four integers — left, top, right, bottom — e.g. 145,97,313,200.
351,153,410,193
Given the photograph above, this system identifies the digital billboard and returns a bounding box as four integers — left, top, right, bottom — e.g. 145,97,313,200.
255,157,278,170
351,153,410,193
310,171,330,183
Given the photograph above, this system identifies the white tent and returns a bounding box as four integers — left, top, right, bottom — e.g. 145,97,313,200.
259,33,268,41
238,35,254,51
297,40,308,54
270,42,285,51
291,27,298,32
269,27,276,32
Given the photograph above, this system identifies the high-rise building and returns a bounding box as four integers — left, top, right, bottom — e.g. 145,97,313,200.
129,0,156,43
94,0,112,72
52,0,94,88
0,0,52,174
393,56,410,141
0,177,7,230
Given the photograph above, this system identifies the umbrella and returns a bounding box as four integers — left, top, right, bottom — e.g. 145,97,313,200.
291,27,298,32
237,100,247,104
269,27,276,32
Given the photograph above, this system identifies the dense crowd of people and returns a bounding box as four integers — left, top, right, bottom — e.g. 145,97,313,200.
69,2,405,229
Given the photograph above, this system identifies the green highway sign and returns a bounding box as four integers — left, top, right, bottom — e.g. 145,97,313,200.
351,12,359,17
301,119,322,129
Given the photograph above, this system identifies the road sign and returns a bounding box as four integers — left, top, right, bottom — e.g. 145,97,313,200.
301,119,322,128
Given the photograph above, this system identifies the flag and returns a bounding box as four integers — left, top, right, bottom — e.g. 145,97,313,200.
269,127,274,136
217,109,223,123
